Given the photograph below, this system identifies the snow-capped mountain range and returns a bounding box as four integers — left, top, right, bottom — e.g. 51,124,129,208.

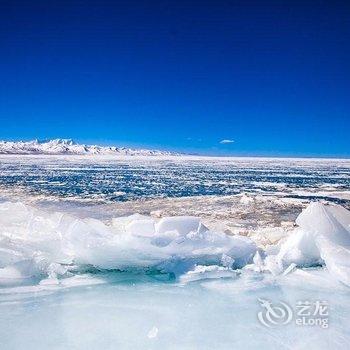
0,139,176,156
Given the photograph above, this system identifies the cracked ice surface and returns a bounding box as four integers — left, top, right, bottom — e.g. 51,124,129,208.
0,156,350,349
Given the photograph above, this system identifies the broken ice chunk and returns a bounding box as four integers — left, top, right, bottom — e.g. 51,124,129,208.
126,219,155,237
275,202,350,286
155,216,208,236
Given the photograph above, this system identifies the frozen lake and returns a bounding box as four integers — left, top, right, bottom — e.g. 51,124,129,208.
0,155,349,204
0,155,349,349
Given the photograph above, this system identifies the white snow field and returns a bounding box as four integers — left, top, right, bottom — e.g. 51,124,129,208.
0,156,349,349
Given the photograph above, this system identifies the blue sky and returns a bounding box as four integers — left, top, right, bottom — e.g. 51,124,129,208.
0,0,349,157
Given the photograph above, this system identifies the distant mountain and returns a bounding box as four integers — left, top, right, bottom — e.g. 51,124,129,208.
0,139,177,156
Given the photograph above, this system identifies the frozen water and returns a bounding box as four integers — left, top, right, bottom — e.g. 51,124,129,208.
1,156,350,349
0,201,257,283
0,155,349,205
0,201,350,349
0,268,349,350
274,202,350,286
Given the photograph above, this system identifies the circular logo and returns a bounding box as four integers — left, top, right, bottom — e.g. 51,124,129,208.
257,298,293,327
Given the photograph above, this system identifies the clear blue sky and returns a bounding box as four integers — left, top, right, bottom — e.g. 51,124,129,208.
0,0,349,157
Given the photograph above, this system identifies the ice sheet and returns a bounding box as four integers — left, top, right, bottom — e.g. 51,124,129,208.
0,268,349,350
1,156,350,350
